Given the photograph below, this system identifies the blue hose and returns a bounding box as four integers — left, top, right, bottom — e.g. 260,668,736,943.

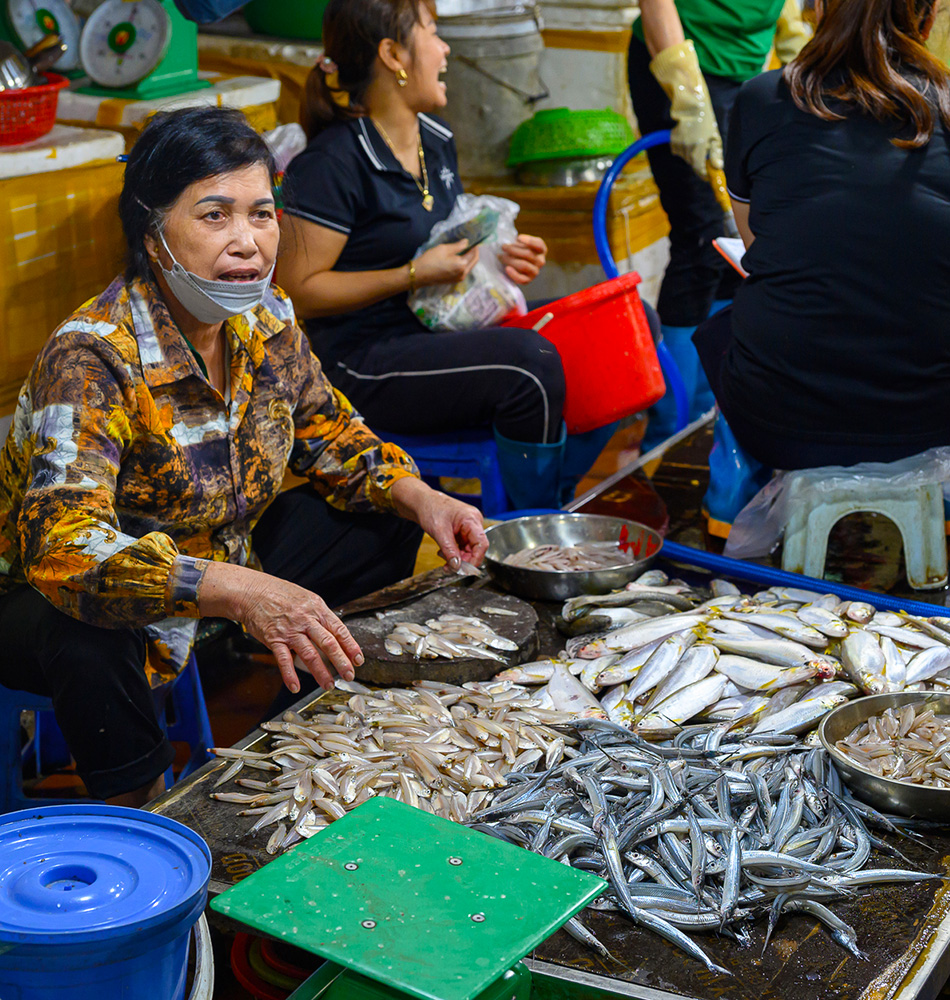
661,539,950,617
593,130,689,433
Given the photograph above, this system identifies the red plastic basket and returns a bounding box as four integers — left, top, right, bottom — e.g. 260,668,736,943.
502,271,665,435
0,72,68,146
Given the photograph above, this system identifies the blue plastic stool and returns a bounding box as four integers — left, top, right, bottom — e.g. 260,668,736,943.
378,427,512,517
0,653,213,812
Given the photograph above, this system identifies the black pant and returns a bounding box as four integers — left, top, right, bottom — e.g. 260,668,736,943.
0,485,421,799
693,308,927,469
628,35,742,327
329,323,567,445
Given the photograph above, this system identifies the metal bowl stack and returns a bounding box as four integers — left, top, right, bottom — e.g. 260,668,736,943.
819,691,950,819
484,513,663,601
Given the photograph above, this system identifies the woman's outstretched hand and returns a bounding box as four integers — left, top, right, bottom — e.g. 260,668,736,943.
500,234,547,285
390,477,488,571
198,561,363,694
414,239,480,287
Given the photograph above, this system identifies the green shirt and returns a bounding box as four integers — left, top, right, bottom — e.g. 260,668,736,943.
632,0,786,82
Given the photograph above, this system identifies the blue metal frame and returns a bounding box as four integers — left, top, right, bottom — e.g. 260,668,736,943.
592,129,690,434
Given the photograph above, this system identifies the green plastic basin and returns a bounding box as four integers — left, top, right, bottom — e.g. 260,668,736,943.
507,107,636,166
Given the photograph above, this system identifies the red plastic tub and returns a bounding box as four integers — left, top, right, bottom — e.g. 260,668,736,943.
502,271,665,435
0,73,68,146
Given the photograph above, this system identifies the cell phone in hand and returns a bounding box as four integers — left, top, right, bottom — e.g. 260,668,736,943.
441,208,499,250
456,234,489,255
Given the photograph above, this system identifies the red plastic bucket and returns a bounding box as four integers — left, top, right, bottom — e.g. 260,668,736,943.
502,272,665,435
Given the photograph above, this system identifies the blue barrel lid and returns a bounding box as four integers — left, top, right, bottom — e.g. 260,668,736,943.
0,804,211,946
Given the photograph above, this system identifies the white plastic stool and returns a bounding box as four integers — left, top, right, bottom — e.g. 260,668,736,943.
781,467,948,590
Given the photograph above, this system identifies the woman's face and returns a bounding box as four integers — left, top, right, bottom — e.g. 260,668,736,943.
147,163,279,284
405,5,450,111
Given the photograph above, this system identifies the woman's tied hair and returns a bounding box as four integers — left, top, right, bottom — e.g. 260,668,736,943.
300,0,436,141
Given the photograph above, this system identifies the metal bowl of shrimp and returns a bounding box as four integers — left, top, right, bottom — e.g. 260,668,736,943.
483,513,663,602
819,691,950,819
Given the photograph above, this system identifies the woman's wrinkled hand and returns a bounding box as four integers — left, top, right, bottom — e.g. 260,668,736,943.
390,477,488,570
414,239,480,287
239,574,364,693
500,234,547,285
198,561,363,695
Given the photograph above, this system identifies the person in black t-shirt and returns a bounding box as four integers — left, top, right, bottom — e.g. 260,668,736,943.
694,0,950,471
278,0,616,510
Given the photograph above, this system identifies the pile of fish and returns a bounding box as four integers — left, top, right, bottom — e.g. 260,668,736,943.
384,613,518,661
837,702,950,785
471,718,941,971
209,679,574,854
497,569,950,735
503,541,637,572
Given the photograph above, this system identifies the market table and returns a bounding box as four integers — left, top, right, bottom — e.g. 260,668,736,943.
148,561,950,1000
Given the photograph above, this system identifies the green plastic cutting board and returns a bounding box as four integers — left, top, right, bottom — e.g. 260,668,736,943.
211,797,606,1000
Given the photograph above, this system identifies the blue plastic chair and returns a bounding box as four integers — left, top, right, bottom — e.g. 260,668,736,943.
378,427,513,517
0,652,213,812
592,129,690,438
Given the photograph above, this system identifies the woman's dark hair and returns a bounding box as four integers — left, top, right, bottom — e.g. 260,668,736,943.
118,106,276,282
784,0,950,147
301,0,436,140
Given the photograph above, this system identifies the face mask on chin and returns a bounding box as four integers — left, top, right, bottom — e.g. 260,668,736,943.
156,230,274,324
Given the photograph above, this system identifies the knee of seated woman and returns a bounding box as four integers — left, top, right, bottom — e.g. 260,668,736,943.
493,328,566,394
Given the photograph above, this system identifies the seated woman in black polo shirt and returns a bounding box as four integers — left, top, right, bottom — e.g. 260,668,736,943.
277,0,612,510
694,0,950,470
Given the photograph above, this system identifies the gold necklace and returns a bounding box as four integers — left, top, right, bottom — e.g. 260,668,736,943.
371,117,434,211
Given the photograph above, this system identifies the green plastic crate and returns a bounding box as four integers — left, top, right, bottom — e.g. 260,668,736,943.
507,107,636,166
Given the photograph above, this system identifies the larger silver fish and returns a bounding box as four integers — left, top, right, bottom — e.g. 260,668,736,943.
840,630,887,695
795,605,849,639
637,675,729,731
641,644,720,715
752,693,848,735
624,630,699,702
578,612,708,658
722,610,827,648
905,645,950,685
714,655,821,692
708,634,835,672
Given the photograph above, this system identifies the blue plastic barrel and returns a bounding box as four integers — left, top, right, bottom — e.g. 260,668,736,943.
0,804,211,1000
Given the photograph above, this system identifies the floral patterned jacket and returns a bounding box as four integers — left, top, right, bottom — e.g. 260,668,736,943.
0,276,418,684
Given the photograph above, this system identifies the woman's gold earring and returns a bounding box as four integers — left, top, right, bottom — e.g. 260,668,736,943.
396,68,408,87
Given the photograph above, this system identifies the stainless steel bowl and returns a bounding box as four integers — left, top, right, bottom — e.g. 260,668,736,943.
484,513,663,602
819,691,950,819
516,156,614,187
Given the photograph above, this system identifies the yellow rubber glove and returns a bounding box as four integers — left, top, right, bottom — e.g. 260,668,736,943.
650,39,724,178
774,0,812,65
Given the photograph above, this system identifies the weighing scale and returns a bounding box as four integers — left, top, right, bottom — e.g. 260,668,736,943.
77,0,209,99
0,0,82,72
211,797,606,1000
